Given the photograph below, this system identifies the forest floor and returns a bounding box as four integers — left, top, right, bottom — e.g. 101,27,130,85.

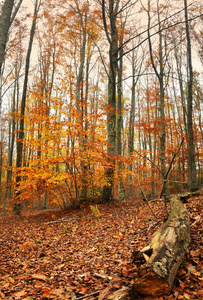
0,190,202,300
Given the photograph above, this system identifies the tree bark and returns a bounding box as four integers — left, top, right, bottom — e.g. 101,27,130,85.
74,2,89,204
15,0,40,212
102,0,119,202
99,194,190,299
184,0,197,190
0,0,14,74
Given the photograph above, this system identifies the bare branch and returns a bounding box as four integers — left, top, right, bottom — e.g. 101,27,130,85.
159,138,185,199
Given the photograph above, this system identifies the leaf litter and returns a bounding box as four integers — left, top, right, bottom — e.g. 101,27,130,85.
0,190,202,299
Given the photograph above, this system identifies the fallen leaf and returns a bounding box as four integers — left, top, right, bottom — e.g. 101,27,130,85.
183,292,190,299
42,291,50,298
14,290,27,297
113,234,123,239
31,274,47,281
8,277,15,283
52,288,64,296
143,253,149,262
187,265,196,273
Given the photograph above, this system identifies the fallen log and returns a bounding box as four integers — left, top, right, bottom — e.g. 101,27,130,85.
98,194,191,299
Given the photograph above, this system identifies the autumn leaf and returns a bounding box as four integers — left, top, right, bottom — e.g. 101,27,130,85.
14,290,27,297
183,293,191,299
113,234,123,239
31,274,47,281
8,277,15,283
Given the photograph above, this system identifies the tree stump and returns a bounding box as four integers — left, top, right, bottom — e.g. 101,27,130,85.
98,194,191,299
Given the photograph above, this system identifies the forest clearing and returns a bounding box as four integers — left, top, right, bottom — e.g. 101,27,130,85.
0,190,202,299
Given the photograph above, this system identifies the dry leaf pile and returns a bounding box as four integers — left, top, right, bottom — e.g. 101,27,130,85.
0,191,202,300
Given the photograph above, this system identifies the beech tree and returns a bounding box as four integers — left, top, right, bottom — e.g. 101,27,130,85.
184,0,197,190
0,0,23,206
0,0,15,74
0,0,23,73
0,0,202,211
146,0,168,201
101,0,119,202
15,0,41,212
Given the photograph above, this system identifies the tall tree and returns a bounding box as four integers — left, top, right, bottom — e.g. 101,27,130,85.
75,0,89,203
184,0,197,190
0,0,15,74
15,0,41,211
147,0,168,199
0,0,23,206
0,0,15,200
0,0,23,74
101,0,119,202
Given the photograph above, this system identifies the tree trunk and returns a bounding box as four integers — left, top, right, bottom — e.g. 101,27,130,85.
184,0,197,190
147,0,168,208
117,42,125,200
4,80,17,203
74,3,88,204
15,0,40,212
127,54,136,198
0,0,14,74
101,0,119,202
99,194,190,299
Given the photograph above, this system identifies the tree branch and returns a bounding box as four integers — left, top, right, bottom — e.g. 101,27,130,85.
159,138,184,199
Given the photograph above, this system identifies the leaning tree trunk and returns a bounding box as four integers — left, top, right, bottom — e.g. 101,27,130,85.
98,194,190,299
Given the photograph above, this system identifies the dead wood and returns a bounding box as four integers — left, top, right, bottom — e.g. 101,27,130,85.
98,277,131,300
98,194,191,299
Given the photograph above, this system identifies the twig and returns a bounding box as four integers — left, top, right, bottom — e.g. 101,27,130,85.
133,221,159,239
159,138,184,199
128,155,157,219
75,290,103,300
130,148,163,175
45,216,82,224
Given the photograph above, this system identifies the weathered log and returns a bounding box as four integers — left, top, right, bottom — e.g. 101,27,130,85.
98,194,191,299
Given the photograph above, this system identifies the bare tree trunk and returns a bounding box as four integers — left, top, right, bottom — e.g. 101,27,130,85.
4,80,17,203
117,40,125,200
80,39,91,201
74,3,89,205
128,54,136,198
173,38,187,134
102,0,119,202
0,0,14,73
147,0,168,207
15,0,40,213
184,0,197,190
0,0,15,203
